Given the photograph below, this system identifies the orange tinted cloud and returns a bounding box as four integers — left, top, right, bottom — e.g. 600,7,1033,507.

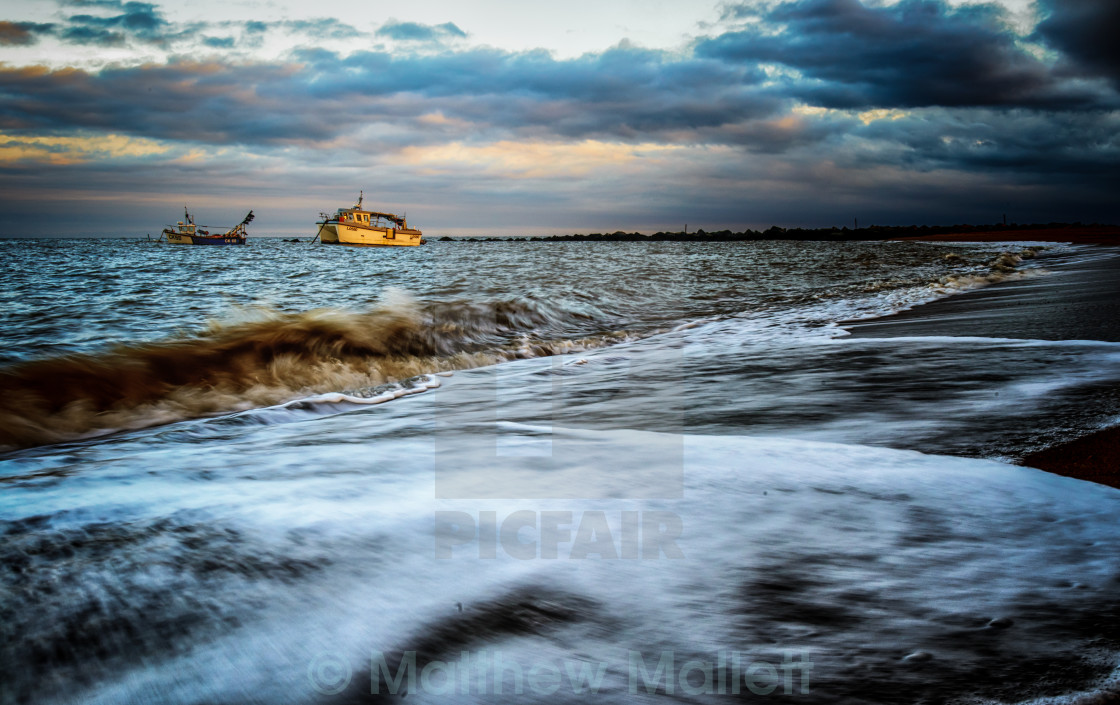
400,139,687,179
0,132,171,165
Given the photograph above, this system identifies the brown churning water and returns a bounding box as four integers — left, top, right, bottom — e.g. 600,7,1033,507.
0,295,629,448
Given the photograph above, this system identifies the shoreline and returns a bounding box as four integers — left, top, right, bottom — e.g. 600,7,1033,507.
844,245,1120,490
890,226,1120,245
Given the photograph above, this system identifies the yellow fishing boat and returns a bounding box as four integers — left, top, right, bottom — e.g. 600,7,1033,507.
314,192,423,247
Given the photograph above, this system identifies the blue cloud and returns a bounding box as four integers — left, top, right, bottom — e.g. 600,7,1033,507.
376,20,467,42
63,1,173,45
201,35,235,48
60,25,127,46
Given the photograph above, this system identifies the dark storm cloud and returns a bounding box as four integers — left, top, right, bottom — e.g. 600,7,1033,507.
376,20,467,42
0,22,56,46
299,44,776,138
0,45,776,146
0,60,339,143
1034,0,1120,86
850,108,1119,182
698,0,1108,110
1,4,1114,180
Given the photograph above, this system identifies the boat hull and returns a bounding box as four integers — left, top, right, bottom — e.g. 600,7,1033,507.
316,222,423,247
164,231,246,245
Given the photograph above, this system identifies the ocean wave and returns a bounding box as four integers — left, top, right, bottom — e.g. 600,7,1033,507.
0,291,627,449
843,247,1051,322
930,267,1045,294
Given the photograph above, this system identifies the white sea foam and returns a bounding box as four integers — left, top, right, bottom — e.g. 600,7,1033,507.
293,373,442,406
31,429,1120,705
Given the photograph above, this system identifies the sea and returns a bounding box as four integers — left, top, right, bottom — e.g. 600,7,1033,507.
1,237,1119,705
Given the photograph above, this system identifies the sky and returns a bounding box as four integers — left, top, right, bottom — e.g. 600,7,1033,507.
0,0,1117,236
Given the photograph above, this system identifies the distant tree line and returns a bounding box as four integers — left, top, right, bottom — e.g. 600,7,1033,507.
438,222,1112,242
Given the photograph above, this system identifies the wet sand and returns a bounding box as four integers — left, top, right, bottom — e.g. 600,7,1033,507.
1022,428,1120,490
844,247,1120,488
846,249,1120,342
892,225,1120,245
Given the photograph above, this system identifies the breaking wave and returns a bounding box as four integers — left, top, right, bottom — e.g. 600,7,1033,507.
0,290,626,449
